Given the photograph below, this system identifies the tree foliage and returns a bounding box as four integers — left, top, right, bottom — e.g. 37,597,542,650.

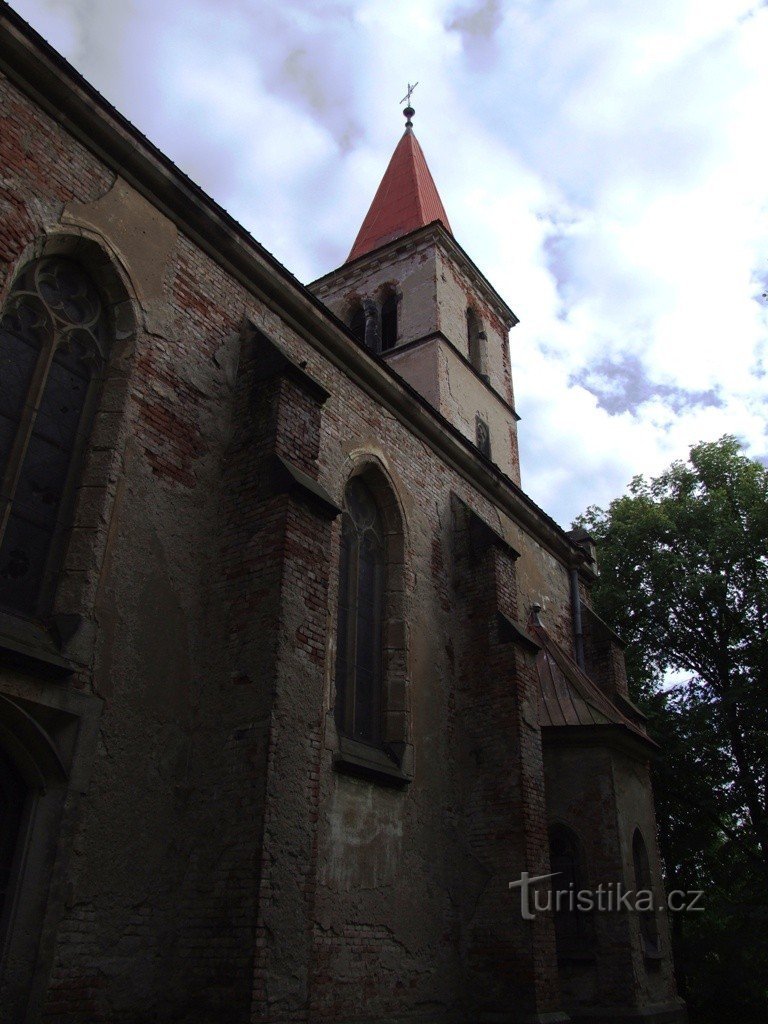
576,436,768,1022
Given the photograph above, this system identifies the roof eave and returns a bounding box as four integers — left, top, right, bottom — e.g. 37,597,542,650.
541,723,660,759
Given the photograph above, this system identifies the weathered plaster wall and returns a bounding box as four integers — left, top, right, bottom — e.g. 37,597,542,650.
434,338,518,480
313,240,439,346
383,341,441,410
434,248,515,409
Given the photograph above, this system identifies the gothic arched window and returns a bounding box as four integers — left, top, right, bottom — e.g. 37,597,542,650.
349,303,366,345
549,824,592,954
380,293,398,352
632,828,660,954
0,257,109,616
334,477,385,745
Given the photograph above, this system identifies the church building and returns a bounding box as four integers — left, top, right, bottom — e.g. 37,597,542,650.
0,6,685,1023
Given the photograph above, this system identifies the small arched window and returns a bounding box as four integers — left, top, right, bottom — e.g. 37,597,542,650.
632,828,660,954
380,293,398,352
349,303,366,345
549,824,592,954
334,477,385,745
0,257,109,616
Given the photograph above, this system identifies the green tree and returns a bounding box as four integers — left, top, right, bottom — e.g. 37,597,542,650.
576,436,768,1023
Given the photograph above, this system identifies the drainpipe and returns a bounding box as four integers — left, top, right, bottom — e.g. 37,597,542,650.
570,566,585,670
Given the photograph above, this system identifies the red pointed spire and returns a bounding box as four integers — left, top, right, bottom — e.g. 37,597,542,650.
347,125,452,263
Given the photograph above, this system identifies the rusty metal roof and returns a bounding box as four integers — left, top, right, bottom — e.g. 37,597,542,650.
347,128,452,263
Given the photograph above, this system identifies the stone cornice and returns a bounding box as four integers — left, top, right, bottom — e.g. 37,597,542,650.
0,4,589,576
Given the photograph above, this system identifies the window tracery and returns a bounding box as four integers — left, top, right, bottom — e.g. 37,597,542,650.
0,257,108,615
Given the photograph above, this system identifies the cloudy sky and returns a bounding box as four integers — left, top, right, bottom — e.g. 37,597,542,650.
9,0,768,527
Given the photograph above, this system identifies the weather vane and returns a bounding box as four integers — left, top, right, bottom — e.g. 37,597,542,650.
400,81,418,128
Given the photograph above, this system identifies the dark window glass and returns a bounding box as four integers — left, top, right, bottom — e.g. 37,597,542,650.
0,746,26,920
380,294,397,352
0,258,107,616
349,305,366,344
549,824,593,954
334,478,385,745
632,829,660,953
0,324,40,467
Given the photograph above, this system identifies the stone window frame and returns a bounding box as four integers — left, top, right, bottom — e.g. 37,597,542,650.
331,457,411,786
631,826,661,958
334,475,386,745
0,230,139,666
0,255,112,618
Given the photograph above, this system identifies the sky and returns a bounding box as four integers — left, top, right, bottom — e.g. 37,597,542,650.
8,0,768,528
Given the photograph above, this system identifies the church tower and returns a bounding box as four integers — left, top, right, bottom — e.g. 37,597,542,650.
310,102,521,484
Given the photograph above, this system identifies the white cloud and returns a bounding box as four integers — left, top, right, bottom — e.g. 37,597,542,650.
8,0,768,526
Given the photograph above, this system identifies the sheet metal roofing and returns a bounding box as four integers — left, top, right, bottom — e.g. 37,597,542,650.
347,128,452,263
530,620,652,743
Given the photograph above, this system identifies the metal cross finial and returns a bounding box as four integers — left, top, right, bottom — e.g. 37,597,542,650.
400,82,418,106
400,82,418,128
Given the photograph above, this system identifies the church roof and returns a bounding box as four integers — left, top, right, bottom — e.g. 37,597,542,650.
529,618,655,746
347,127,452,263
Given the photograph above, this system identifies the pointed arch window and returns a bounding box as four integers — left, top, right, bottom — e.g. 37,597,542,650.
632,828,660,954
0,257,109,617
380,293,398,352
334,477,385,745
549,824,593,954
